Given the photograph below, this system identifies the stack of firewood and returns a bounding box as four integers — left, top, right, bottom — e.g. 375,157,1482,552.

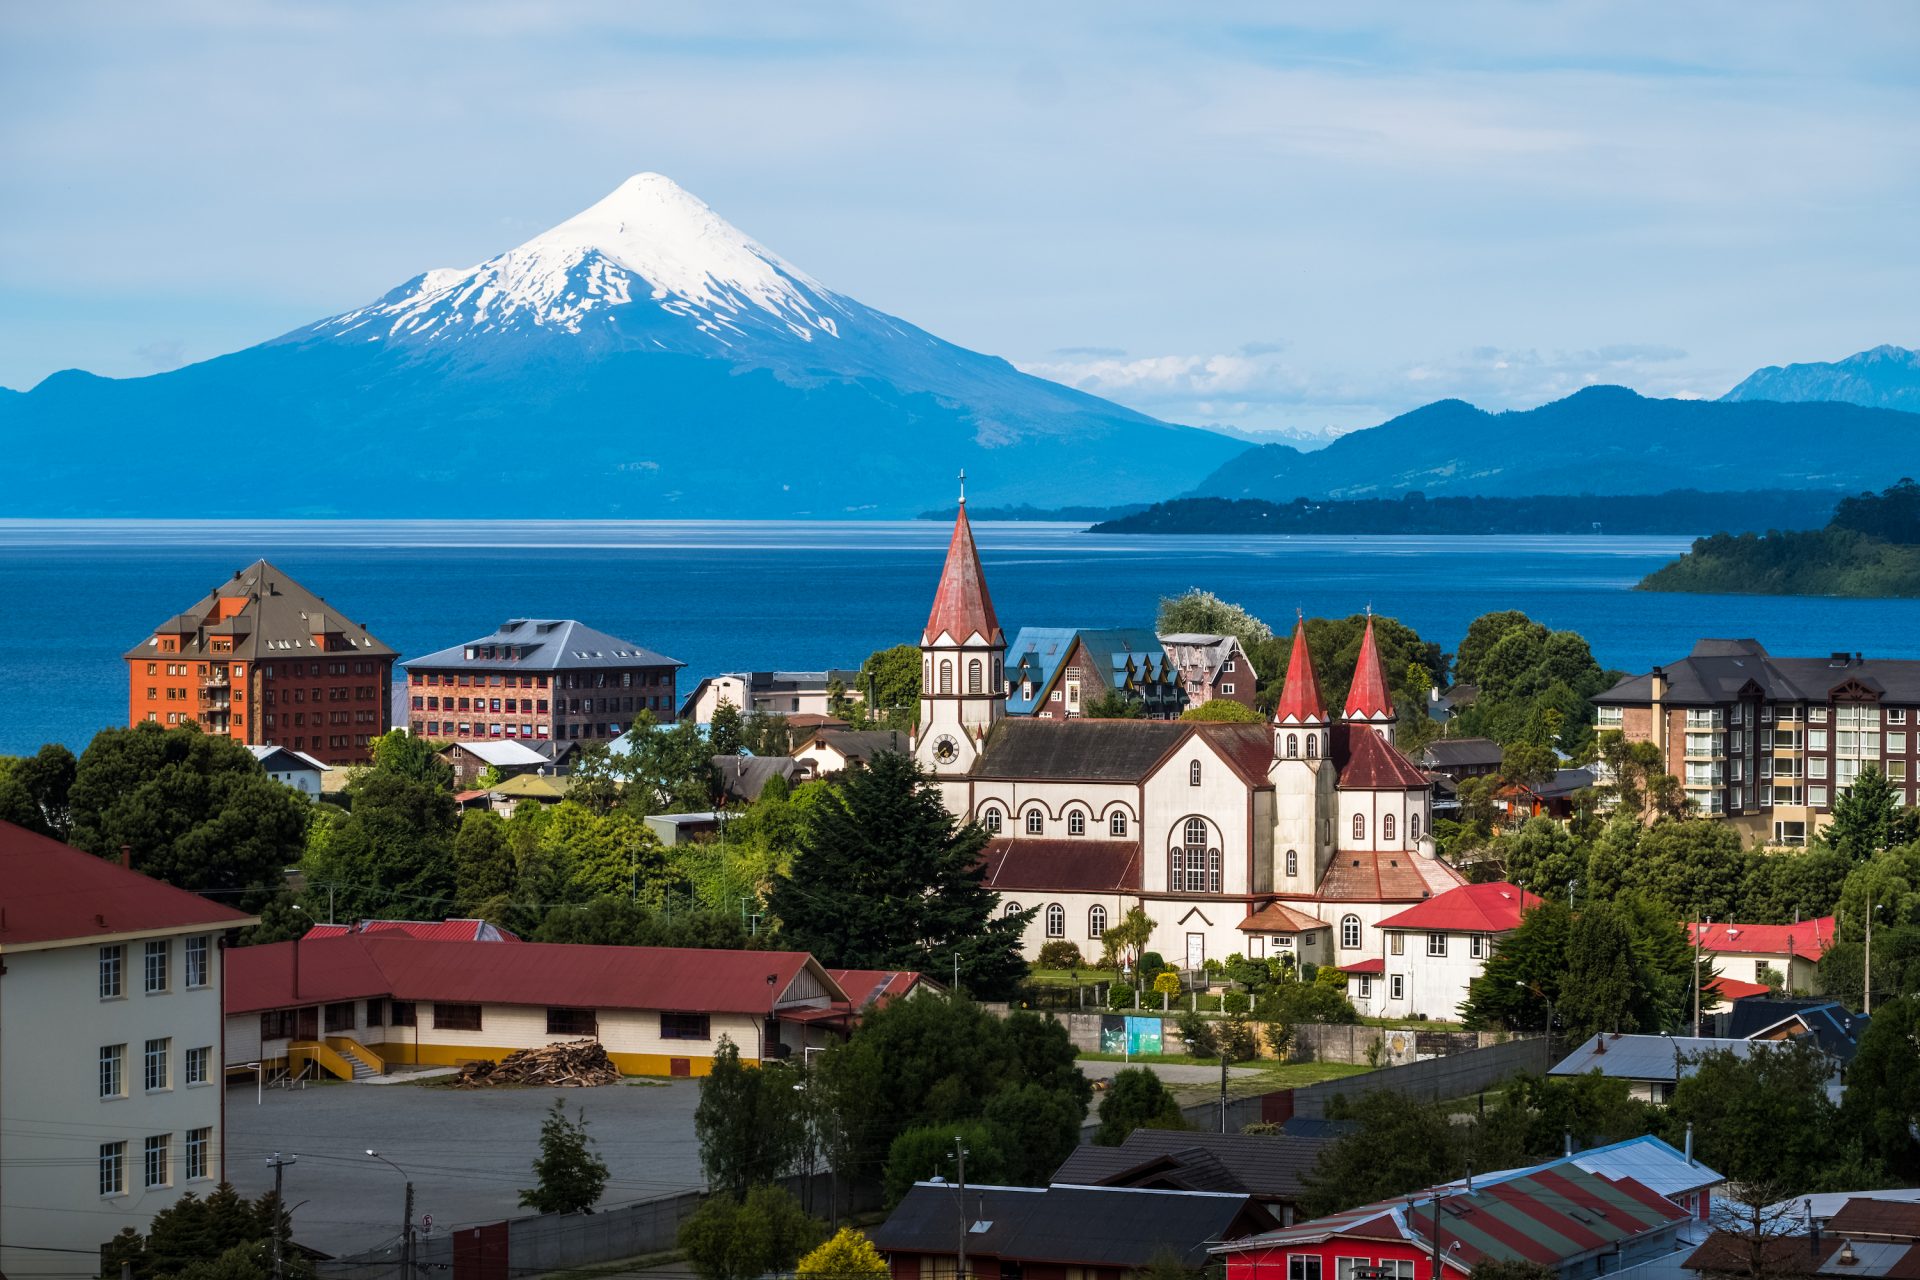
453,1039,619,1088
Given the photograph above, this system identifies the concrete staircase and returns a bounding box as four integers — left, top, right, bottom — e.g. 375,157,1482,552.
332,1040,383,1081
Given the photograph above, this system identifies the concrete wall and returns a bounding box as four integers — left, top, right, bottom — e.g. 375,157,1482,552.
1050,1012,1512,1067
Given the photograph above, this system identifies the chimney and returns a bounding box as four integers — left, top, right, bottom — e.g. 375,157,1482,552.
1649,666,1668,757
1684,1123,1694,1165
119,843,132,871
1564,1130,1573,1158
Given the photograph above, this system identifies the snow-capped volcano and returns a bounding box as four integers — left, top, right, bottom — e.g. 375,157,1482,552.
316,174,851,350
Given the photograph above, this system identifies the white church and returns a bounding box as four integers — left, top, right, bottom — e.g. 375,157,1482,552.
913,497,1466,977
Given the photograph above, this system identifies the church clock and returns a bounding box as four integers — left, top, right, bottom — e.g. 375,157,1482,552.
932,734,960,765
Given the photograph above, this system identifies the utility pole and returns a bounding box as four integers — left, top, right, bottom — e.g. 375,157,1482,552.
1220,1053,1230,1133
954,1137,969,1280
1866,903,1876,1014
266,1152,296,1280
403,1179,415,1280
1692,917,1705,1037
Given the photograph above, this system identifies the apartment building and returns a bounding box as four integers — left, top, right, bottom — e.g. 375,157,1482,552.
1593,639,1920,845
126,560,396,766
0,821,253,1278
405,619,683,743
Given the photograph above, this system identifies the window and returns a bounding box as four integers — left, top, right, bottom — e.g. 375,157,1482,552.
547,1008,598,1036
1410,812,1422,841
389,1000,418,1027
1892,708,1910,725
1285,849,1298,877
1005,901,1023,917
1046,904,1066,938
186,1046,212,1086
1110,811,1128,837
186,938,209,994
939,661,953,695
1026,809,1044,835
366,1000,385,1027
1189,760,1202,786
1088,905,1107,938
101,1142,127,1197
144,1134,170,1189
1223,683,1236,694
324,1002,356,1033
260,1010,297,1041
1471,934,1490,960
1338,1258,1377,1280
1427,933,1447,958
144,1038,170,1091
983,807,1002,833
1341,915,1361,949
1390,933,1405,956
144,940,169,994
1306,734,1318,759
1383,813,1396,842
1289,1256,1323,1280
660,1012,711,1040
100,945,124,999
186,1127,211,1181
100,1044,126,1099
433,1003,483,1031
1286,733,1298,757
968,660,983,694
1890,732,1909,754
1068,810,1086,836
1390,974,1406,1000
1169,847,1185,892
1597,705,1623,727
1352,813,1365,842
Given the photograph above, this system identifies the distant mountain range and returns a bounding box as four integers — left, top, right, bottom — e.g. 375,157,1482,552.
1188,384,1920,504
1722,344,1920,413
0,174,1243,517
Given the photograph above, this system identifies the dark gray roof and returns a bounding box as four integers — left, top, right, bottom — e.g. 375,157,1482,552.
1595,638,1920,707
975,719,1189,782
808,729,911,762
870,1183,1257,1267
1530,767,1596,799
711,754,801,802
1728,998,1869,1061
1051,1130,1329,1201
406,619,682,673
1419,738,1503,768
127,559,396,661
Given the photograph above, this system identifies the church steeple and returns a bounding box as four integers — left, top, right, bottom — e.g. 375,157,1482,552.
916,477,1005,777
922,482,1003,647
1273,616,1327,726
1343,612,1396,739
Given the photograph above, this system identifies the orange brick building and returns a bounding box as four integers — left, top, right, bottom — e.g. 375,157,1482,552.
125,560,396,765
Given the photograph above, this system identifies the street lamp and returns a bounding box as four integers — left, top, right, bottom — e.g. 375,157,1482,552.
366,1149,415,1280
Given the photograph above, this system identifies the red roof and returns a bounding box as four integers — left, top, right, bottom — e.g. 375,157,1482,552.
922,501,1004,646
1239,901,1330,933
304,918,521,943
827,968,928,1009
1706,975,1773,1003
1273,617,1327,725
227,934,841,1015
1377,882,1541,933
1688,916,1833,961
980,838,1141,893
1331,722,1431,790
1312,848,1464,902
1339,958,1385,975
0,820,253,949
1342,615,1395,720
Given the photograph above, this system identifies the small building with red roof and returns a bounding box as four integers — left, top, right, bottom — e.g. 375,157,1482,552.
302,918,521,943
0,820,255,1280
224,933,847,1080
1688,915,1834,995
1345,882,1541,1021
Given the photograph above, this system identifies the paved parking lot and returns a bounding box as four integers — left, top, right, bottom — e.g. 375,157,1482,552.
225,1077,706,1258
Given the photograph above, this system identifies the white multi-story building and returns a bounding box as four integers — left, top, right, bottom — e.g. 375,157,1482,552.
1343,881,1541,1020
0,822,252,1278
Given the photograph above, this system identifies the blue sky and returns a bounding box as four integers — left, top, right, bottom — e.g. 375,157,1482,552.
1,2,1915,438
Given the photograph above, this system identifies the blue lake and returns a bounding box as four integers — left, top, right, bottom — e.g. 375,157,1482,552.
5,519,1920,756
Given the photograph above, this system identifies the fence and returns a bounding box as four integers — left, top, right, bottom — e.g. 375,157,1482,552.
315,1169,878,1280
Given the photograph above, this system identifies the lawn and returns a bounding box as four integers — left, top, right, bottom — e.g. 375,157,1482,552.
1028,967,1120,986
1076,1051,1373,1089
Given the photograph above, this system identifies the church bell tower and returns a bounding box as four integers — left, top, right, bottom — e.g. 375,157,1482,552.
915,477,1005,777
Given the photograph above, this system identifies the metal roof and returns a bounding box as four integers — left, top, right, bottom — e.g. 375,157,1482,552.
874,1183,1259,1268
407,619,682,673
1550,1033,1767,1081
0,820,255,950
1594,638,1920,707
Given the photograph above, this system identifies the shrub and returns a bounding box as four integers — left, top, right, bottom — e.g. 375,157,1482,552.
1217,1018,1259,1062
1037,940,1084,969
1263,1021,1294,1059
1177,1012,1218,1059
1094,1068,1188,1145
1106,982,1136,1011
798,1228,887,1280
1140,951,1166,976
1153,971,1182,996
1222,991,1250,1015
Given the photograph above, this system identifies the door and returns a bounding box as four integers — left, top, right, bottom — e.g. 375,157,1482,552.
1065,678,1081,714
296,1007,319,1040
1186,933,1205,971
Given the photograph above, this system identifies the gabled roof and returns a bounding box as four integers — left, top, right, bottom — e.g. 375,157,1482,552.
0,820,254,950
1419,737,1504,769
972,719,1273,786
444,740,551,768
1077,628,1174,689
826,969,930,1010
1594,638,1920,708
407,619,682,673
923,502,1004,646
1311,848,1464,903
1160,633,1257,685
1051,1129,1330,1201
1342,614,1395,721
1005,627,1083,714
1456,1135,1722,1203
981,839,1141,893
246,744,328,773
304,919,521,943
1331,723,1431,790
227,934,843,1016
1339,958,1385,974
487,774,572,800
1551,1033,1770,1082
712,754,802,803
126,559,395,661
1690,916,1834,961
873,1183,1261,1268
1728,998,1869,1060
1273,617,1328,725
802,729,910,763
1239,901,1330,934
1378,882,1540,933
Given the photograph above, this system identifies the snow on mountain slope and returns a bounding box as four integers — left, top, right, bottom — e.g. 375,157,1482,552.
314,173,850,349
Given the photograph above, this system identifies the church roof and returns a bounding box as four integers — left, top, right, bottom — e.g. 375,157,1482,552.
923,502,1004,646
973,719,1272,786
1330,723,1431,790
1239,901,1330,933
1273,618,1327,725
1313,849,1463,903
981,839,1142,892
1342,615,1395,720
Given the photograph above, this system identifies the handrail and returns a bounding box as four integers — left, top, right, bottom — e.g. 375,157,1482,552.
325,1036,388,1073
288,1039,356,1081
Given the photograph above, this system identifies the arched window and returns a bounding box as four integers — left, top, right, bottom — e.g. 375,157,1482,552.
1004,901,1022,917
1410,813,1422,841
1306,734,1319,759
1025,809,1044,835
1045,904,1065,938
1285,849,1298,877
1110,811,1128,837
1383,814,1396,843
993,659,1002,690
1341,914,1362,949
968,659,983,694
983,807,1002,834
1286,733,1299,758
1189,760,1203,786
1352,813,1366,842
1088,904,1107,938
1169,846,1185,890
1208,846,1222,893
938,660,953,695
1068,809,1086,836
1185,816,1208,847
1183,818,1210,892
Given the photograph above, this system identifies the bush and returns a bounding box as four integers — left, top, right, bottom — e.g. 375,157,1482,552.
1094,1068,1188,1145
798,1228,888,1280
1140,951,1166,976
1177,1012,1218,1059
1037,940,1085,969
1152,971,1182,996
1263,1021,1294,1059
678,1186,824,1280
1217,1018,1259,1062
1106,982,1136,1011
1222,991,1250,1015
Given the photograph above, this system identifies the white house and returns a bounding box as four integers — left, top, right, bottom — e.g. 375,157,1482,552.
245,744,326,798
1344,881,1541,1020
912,499,1461,970
680,669,862,724
0,821,254,1278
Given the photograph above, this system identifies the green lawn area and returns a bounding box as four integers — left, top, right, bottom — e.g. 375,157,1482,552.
1075,1052,1373,1089
1029,967,1119,986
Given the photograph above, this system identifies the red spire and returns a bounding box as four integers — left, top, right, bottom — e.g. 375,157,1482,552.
1343,613,1395,721
922,498,1004,646
1273,616,1326,724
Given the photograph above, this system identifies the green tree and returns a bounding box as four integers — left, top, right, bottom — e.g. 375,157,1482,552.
519,1098,610,1214
533,896,756,950
709,699,745,756
620,712,719,814
797,1228,888,1280
1462,898,1569,1032
884,1118,1010,1204
1838,995,1920,1179
1298,1090,1463,1217
453,809,516,914
1099,905,1157,972
678,1185,824,1280
1094,1068,1187,1145
857,644,922,732
68,723,308,910
1179,700,1265,722
1156,589,1272,648
302,746,457,921
1825,765,1914,864
1501,742,1559,791
984,1083,1085,1185
1561,903,1649,1037
1495,817,1585,898
1738,848,1847,925
0,742,77,838
695,1038,806,1199
771,751,1032,997
1594,731,1686,819
1667,1041,1849,1194
1083,690,1145,719
1613,820,1750,922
